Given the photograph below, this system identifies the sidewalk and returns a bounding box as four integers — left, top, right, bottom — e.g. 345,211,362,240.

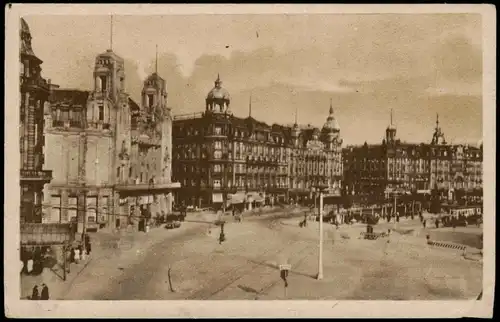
20,221,205,300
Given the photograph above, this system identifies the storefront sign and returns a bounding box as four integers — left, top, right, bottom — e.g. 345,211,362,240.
21,223,73,245
212,193,223,203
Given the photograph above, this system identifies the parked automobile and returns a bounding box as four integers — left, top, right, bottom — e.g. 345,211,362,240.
165,221,181,229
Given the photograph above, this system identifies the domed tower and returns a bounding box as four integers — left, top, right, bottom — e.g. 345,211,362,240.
142,67,172,183
206,74,231,114
431,113,447,145
322,99,341,150
386,109,397,144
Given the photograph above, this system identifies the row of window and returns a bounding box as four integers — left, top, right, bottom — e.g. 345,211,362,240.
180,178,288,189
48,195,109,224
176,124,290,145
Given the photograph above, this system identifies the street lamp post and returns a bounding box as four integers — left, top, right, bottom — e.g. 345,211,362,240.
316,184,328,280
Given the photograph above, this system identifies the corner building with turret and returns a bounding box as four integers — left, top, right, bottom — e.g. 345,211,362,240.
43,47,179,232
172,76,343,210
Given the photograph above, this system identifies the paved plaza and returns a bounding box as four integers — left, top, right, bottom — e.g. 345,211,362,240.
22,209,482,300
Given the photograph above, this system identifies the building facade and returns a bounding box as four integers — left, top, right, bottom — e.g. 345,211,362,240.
19,18,53,223
43,47,179,232
172,76,343,210
342,113,483,206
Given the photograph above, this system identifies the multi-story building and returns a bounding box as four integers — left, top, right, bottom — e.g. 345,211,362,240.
19,18,53,223
43,45,179,233
115,70,179,225
172,76,343,210
343,112,483,206
428,115,483,203
288,100,343,204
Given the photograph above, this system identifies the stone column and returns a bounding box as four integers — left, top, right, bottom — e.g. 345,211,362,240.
76,191,86,239
167,192,173,214
61,189,69,223
113,191,120,229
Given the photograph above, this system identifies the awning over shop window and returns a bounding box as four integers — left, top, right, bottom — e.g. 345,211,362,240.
228,193,245,204
247,192,265,203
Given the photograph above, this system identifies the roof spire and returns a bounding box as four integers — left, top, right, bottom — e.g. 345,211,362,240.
294,105,298,125
110,15,113,51
155,44,158,74
249,95,252,117
390,108,393,126
215,73,221,87
329,98,334,115
436,113,439,128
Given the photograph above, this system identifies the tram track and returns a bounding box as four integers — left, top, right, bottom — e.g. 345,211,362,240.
185,211,311,300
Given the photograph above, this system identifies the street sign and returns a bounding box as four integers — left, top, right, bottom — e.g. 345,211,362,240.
279,264,291,271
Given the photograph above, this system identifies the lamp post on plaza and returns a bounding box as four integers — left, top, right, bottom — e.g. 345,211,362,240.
315,183,329,280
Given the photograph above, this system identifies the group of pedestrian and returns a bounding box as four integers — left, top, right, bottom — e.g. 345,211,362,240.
69,234,92,264
21,247,50,276
30,283,49,300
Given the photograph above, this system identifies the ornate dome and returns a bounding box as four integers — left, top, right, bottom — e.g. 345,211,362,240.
206,74,230,102
323,101,340,132
144,72,166,92
387,123,396,131
96,49,124,63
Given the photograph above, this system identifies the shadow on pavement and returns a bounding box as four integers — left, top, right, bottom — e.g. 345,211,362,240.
246,259,316,279
237,284,260,294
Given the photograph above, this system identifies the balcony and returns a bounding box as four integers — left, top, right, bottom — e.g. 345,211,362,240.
52,120,64,127
20,169,52,183
21,76,50,92
115,178,181,191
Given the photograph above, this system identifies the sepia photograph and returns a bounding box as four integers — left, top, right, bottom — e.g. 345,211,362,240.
5,3,495,318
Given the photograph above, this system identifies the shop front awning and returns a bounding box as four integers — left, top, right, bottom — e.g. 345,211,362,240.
228,192,246,205
247,192,265,203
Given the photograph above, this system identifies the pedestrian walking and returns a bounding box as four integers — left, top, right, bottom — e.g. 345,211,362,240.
85,235,92,255
435,218,439,229
31,285,39,300
27,258,34,275
40,283,49,300
80,244,87,261
74,247,80,264
70,247,75,263
423,219,427,229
